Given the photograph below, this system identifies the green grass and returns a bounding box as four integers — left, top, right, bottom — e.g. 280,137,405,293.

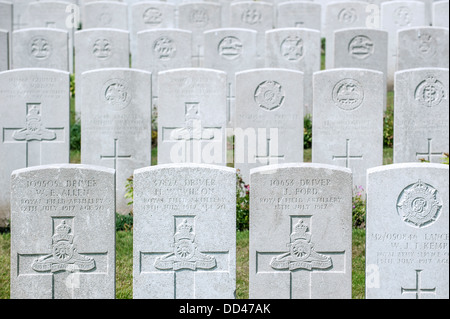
0,229,366,299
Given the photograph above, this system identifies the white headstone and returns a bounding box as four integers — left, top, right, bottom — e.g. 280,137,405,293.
157,68,228,166
312,68,384,190
203,27,258,127
80,68,152,214
0,68,70,227
12,28,69,71
0,30,8,71
74,28,130,114
397,26,449,71
265,27,321,116
381,0,426,89
0,1,12,64
133,163,236,299
82,1,128,30
366,163,449,299
10,164,116,299
393,67,449,164
249,163,353,299
432,0,449,28
276,1,321,31
234,68,304,184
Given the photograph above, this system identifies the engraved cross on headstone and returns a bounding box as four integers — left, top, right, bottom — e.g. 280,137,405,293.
401,269,436,299
332,138,363,168
100,138,131,187
416,138,443,162
226,82,235,125
255,215,346,298
255,137,285,165
2,103,64,167
139,216,230,299
16,217,108,299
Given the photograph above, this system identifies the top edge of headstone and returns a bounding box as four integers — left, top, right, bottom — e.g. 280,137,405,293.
204,27,258,34
334,27,389,34
326,0,371,7
314,68,384,76
397,26,450,33
367,163,449,176
278,1,322,7
85,1,128,6
137,28,193,36
11,164,115,178
381,0,425,7
0,68,70,76
265,27,321,35
231,1,273,6
250,162,353,176
75,28,130,35
131,1,176,7
81,67,152,76
29,1,74,5
134,163,236,176
158,67,227,76
395,67,449,76
236,67,305,76
179,1,221,7
13,27,69,34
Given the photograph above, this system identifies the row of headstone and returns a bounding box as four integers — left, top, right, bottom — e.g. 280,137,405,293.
1,66,448,224
9,161,449,298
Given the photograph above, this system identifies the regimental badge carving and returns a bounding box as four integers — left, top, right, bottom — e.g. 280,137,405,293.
332,78,364,111
154,219,216,271
170,102,215,140
30,37,51,60
417,32,436,58
218,36,243,60
394,6,412,27
414,75,447,108
280,36,304,61
153,36,176,61
397,180,443,228
92,38,112,60
12,104,56,141
338,8,357,24
241,8,261,25
143,7,162,25
190,8,209,26
270,220,333,271
348,35,374,60
31,221,96,273
254,81,285,111
102,79,131,111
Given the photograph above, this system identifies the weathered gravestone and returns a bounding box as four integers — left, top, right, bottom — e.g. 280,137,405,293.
12,28,69,71
229,1,274,67
157,68,227,166
0,1,12,63
312,68,384,190
129,2,176,59
80,68,152,215
432,0,449,28
82,1,128,30
178,2,222,67
133,163,236,299
393,68,449,164
324,1,369,70
381,0,426,89
234,68,304,185
265,27,321,116
0,68,70,227
133,28,192,110
0,30,8,71
10,164,116,299
74,28,130,114
249,163,353,299
397,27,449,71
366,163,449,299
276,1,322,31
333,28,388,94
203,28,258,128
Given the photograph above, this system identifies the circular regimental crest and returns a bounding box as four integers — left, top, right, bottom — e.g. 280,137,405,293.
241,8,261,25
348,35,374,60
290,239,311,261
414,76,447,108
417,33,436,58
332,79,364,110
254,81,285,111
30,37,51,60
218,36,243,60
92,38,112,60
143,7,162,25
397,180,443,228
175,239,196,261
394,6,412,27
338,8,357,24
190,8,208,26
280,36,304,61
102,79,132,111
53,241,74,263
153,36,176,61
